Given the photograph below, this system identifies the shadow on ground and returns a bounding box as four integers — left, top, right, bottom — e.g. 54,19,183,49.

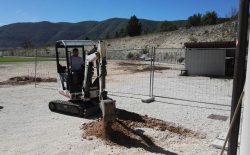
82,109,203,155
49,109,101,119
107,119,178,155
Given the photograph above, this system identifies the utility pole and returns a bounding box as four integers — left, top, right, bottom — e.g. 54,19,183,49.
239,37,250,155
228,0,249,155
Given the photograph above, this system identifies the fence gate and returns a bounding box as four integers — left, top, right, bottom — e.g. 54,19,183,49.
153,48,233,105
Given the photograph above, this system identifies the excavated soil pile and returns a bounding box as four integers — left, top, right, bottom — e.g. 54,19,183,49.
118,61,169,73
0,76,56,86
81,109,205,148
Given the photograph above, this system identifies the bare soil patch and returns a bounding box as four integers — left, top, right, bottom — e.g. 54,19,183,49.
81,109,205,152
117,61,169,73
0,76,56,86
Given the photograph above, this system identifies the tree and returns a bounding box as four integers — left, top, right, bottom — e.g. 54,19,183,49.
115,31,119,38
119,28,126,37
201,11,218,25
186,13,202,27
127,15,142,37
85,37,90,40
105,33,110,39
160,21,178,32
143,26,150,34
21,40,34,49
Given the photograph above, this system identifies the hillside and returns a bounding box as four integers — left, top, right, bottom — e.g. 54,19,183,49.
107,21,237,49
0,18,187,49
0,18,237,50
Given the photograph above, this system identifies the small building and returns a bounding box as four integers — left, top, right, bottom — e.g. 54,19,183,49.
184,41,236,77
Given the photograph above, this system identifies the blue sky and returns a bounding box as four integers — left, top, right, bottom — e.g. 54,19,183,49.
0,0,238,26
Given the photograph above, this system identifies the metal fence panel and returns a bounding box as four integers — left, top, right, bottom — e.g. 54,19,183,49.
106,48,153,97
153,48,233,105
30,47,234,106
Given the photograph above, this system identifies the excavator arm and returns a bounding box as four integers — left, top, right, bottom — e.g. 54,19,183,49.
83,41,116,126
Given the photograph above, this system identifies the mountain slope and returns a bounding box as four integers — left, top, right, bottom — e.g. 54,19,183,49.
107,20,237,49
0,18,234,49
0,18,171,48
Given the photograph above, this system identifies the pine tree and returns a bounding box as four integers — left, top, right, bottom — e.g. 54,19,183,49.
186,13,202,27
127,15,142,37
201,11,218,25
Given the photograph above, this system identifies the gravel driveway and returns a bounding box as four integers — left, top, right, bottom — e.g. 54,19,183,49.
0,61,231,154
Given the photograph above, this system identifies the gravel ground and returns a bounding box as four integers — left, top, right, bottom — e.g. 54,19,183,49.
0,61,231,155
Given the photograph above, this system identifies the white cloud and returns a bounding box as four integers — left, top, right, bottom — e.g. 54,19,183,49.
31,17,39,22
15,10,40,23
15,10,28,17
0,23,6,26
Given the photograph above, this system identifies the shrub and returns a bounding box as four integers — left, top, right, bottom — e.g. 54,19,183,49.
186,11,218,27
201,11,218,25
160,21,178,32
178,57,185,63
127,52,134,59
115,32,119,38
186,13,202,27
188,36,198,43
140,48,149,54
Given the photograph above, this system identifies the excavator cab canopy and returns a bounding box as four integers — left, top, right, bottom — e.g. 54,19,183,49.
55,40,97,48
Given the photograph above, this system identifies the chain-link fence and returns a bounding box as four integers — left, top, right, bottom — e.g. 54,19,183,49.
2,46,231,106
153,48,233,105
106,48,154,98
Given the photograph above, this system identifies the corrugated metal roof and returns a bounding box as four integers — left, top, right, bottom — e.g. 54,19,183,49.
184,41,236,48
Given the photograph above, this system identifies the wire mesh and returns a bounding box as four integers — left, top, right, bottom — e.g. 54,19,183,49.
153,48,233,105
32,47,234,106
106,48,153,97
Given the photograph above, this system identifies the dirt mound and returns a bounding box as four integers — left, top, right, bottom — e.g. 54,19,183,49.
0,76,56,86
117,61,169,73
81,109,205,149
118,62,149,66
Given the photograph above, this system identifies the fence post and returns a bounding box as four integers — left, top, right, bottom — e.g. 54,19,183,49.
141,47,155,103
149,47,153,97
152,47,156,97
34,49,37,88
228,0,249,154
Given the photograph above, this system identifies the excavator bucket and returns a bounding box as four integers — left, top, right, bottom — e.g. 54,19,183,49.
100,99,116,123
100,99,116,138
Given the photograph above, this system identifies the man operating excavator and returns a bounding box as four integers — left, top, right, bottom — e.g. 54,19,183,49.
69,48,84,87
49,40,116,132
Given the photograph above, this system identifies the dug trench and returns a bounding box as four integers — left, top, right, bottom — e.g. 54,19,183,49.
117,61,170,73
0,76,56,86
81,109,206,153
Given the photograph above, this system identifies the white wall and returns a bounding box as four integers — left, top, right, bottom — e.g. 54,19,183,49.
185,49,226,77
239,38,250,155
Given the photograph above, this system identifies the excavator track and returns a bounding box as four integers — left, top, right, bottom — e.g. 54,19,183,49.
49,100,100,117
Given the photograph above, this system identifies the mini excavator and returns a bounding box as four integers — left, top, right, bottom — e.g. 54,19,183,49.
49,40,116,125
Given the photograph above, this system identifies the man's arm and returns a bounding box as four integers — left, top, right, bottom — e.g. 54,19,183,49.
80,57,84,68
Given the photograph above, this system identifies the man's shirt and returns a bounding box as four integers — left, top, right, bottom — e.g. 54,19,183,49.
69,56,84,71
